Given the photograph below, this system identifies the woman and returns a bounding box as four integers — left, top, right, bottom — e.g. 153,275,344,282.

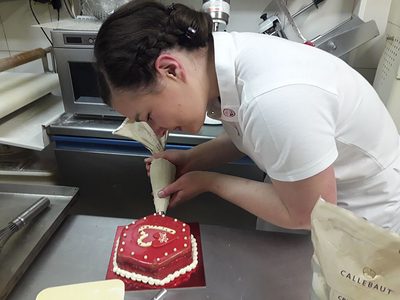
94,1,400,232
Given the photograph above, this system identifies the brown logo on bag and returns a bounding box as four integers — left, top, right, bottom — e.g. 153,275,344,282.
363,267,376,279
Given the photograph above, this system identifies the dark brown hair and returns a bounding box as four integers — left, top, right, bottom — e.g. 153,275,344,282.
94,0,213,105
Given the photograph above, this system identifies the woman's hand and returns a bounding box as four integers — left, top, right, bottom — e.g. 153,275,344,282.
158,171,216,208
145,149,192,177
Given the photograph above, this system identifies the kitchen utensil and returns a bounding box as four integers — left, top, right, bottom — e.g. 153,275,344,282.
0,196,50,253
313,15,379,58
274,0,314,45
202,0,231,32
292,0,325,18
151,288,168,300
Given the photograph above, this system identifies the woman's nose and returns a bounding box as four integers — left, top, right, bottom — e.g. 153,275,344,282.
154,127,167,138
149,123,167,138
146,119,167,138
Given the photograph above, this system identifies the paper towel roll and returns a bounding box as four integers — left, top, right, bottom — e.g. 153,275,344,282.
0,72,59,119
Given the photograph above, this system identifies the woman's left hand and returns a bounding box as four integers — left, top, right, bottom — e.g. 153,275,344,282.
158,171,216,208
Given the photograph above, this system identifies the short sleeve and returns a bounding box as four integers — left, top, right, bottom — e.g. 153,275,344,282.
241,84,339,181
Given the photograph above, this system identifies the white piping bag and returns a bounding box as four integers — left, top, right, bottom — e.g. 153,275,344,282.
113,118,175,213
149,158,176,213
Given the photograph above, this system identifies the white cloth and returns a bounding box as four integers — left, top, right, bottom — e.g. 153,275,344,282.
213,32,400,232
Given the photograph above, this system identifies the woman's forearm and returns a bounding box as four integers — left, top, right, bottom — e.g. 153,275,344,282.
206,172,303,230
204,166,337,230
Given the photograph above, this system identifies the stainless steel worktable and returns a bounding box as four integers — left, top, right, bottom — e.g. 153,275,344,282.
47,112,225,146
7,215,313,300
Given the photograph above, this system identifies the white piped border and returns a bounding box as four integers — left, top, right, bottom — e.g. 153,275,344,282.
112,235,198,286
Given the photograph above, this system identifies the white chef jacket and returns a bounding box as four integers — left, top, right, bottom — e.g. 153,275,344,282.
212,32,400,232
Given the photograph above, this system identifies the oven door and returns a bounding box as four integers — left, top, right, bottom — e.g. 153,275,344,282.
53,47,122,118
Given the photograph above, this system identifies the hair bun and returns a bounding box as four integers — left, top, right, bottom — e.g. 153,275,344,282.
166,3,213,48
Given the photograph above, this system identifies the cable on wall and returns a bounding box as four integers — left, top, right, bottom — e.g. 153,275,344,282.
63,0,75,18
28,0,53,46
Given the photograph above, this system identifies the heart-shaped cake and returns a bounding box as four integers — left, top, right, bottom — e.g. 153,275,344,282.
112,213,198,286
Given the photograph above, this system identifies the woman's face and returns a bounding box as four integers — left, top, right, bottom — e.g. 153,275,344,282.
111,50,213,137
111,74,207,137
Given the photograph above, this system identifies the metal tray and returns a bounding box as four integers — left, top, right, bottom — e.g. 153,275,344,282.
0,183,78,300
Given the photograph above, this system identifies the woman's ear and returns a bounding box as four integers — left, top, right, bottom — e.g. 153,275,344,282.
155,53,186,82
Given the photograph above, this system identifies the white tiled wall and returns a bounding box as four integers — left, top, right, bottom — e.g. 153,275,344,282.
0,9,10,63
0,19,8,51
0,50,9,59
0,1,51,50
0,0,63,73
347,0,393,83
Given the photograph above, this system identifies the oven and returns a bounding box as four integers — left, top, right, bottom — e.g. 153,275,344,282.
51,29,121,118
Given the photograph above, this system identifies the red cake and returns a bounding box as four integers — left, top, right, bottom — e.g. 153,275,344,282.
112,213,198,286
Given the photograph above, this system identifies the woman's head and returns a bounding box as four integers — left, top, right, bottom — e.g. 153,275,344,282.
94,0,215,135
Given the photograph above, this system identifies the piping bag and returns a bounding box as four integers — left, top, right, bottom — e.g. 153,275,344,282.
113,118,176,214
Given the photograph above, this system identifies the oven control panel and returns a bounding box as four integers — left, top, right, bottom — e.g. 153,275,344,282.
52,30,97,49
64,35,96,46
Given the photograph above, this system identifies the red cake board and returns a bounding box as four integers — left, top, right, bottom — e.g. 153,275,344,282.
105,223,206,291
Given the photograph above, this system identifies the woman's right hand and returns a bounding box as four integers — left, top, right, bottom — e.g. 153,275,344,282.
145,149,192,178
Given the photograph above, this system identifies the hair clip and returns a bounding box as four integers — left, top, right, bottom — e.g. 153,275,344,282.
166,3,175,14
185,26,196,40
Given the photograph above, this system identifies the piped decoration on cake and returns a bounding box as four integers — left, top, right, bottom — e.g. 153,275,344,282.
136,225,178,248
112,213,199,286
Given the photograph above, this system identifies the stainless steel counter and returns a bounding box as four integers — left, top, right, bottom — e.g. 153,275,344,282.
7,215,313,300
0,183,79,300
47,112,224,146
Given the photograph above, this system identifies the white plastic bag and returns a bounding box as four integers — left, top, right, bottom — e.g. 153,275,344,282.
310,198,400,300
